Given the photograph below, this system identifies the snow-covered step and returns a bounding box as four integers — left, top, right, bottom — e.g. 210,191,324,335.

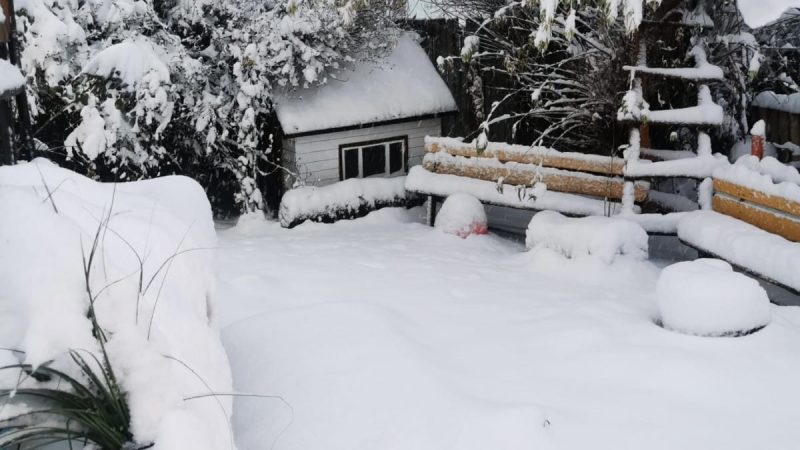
640,148,698,162
622,65,723,81
623,46,723,81
625,154,730,179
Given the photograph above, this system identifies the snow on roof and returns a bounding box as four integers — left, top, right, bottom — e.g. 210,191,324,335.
274,33,458,135
0,59,25,96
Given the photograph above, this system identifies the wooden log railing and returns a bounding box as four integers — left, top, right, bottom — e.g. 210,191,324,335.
426,138,625,176
711,178,800,242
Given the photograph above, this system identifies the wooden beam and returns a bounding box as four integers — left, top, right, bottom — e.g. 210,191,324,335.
713,179,800,217
423,159,648,202
712,195,800,242
426,140,624,176
0,0,9,44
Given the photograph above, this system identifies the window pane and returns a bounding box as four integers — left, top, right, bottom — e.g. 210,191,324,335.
343,148,359,179
389,142,404,174
362,145,386,177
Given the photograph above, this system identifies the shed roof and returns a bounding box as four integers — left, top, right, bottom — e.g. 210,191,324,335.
274,33,457,136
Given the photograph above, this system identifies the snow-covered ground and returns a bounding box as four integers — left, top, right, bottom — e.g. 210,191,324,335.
214,208,800,450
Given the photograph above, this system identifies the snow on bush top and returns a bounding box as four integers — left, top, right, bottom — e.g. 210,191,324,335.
0,160,232,450
752,91,800,114
274,33,457,134
434,193,488,238
82,38,171,88
0,59,25,95
656,259,771,337
526,211,648,264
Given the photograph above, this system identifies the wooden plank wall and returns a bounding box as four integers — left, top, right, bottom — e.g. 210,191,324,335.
750,106,800,149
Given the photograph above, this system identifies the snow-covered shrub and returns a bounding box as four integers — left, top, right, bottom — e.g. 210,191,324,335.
0,159,232,449
434,193,488,238
656,259,771,337
279,177,418,228
526,211,648,263
14,0,403,215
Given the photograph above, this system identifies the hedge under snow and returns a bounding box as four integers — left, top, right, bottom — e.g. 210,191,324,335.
279,176,420,228
0,160,234,450
526,211,649,264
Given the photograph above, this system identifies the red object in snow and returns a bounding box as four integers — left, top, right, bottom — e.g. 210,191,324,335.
751,134,764,160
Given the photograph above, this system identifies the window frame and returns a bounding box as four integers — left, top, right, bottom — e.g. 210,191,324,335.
338,135,409,181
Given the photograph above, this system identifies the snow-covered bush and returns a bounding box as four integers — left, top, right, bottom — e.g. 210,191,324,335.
434,193,488,238
13,0,403,215
279,177,418,228
526,211,648,264
0,159,232,449
656,259,771,337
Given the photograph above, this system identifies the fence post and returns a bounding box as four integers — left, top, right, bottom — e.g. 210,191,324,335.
751,119,765,160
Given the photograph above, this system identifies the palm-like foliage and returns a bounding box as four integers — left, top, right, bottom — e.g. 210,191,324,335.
0,349,141,450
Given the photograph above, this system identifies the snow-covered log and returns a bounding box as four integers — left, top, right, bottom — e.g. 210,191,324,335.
279,177,422,228
405,166,633,217
425,137,625,176
423,152,648,202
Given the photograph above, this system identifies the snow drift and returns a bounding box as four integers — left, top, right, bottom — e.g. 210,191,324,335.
656,259,771,337
526,211,648,263
0,159,234,450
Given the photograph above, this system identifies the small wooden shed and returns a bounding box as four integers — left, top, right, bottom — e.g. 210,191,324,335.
273,32,458,190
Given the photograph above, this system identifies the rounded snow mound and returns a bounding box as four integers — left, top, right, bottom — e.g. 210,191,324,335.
526,211,648,264
435,194,488,238
656,259,771,337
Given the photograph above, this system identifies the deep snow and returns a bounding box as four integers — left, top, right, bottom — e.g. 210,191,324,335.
214,208,800,450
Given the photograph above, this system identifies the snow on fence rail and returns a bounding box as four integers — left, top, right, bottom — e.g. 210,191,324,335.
425,136,625,175
279,176,422,228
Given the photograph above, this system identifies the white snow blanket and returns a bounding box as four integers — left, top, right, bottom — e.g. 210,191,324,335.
526,211,648,263
214,207,800,450
0,59,25,95
0,160,234,450
274,33,457,134
279,176,411,228
678,211,800,292
657,259,771,336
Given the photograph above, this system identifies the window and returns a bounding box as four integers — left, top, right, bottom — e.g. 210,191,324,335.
340,137,407,180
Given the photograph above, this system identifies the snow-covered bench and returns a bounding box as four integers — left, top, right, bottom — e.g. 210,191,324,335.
406,137,649,226
678,159,800,294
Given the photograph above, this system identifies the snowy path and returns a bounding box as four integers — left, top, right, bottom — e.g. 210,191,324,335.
213,209,800,450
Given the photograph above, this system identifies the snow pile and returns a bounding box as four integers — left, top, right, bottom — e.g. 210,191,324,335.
0,160,233,450
435,194,488,238
713,156,800,204
678,211,800,292
752,91,800,114
526,211,648,263
274,33,457,134
750,119,766,137
0,59,25,95
279,176,413,228
656,259,771,337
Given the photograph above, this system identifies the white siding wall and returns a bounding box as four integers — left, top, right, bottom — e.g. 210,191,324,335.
284,117,442,187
